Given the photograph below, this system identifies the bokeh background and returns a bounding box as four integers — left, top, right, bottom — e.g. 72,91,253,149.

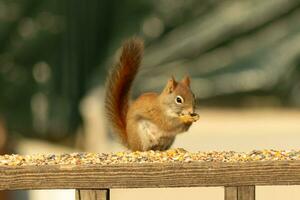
0,0,300,199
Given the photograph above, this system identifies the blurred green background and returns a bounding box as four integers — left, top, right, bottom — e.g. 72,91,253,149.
0,0,152,140
1,0,300,141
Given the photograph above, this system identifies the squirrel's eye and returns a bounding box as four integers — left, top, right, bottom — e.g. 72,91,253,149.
175,96,184,104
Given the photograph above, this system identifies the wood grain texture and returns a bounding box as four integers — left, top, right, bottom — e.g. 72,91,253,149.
1,161,300,190
238,186,255,200
225,187,238,200
76,189,110,200
225,186,255,200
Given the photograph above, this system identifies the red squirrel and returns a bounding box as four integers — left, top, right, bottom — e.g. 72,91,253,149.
105,37,199,151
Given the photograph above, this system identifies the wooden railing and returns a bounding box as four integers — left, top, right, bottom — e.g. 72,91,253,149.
1,160,300,200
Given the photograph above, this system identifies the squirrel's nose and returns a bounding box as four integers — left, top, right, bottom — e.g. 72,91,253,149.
186,107,194,115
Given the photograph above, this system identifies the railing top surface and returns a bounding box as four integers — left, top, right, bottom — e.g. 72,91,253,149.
1,149,300,190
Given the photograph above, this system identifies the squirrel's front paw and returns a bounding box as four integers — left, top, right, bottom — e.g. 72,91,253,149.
179,113,199,123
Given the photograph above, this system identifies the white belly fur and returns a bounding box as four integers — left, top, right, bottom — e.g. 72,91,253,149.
138,119,176,150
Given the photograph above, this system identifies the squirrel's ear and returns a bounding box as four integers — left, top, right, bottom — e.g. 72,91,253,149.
181,75,190,87
164,76,177,93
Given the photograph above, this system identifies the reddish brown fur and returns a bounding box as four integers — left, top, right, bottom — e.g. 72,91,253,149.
105,38,198,151
126,81,195,151
105,38,144,144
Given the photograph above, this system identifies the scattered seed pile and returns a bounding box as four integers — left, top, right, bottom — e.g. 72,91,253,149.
0,149,300,166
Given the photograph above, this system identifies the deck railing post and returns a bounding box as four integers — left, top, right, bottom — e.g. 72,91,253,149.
225,186,255,200
75,189,110,200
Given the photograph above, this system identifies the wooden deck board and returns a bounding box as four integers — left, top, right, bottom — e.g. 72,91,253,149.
1,161,300,190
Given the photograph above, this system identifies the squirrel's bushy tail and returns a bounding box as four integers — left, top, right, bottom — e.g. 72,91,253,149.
105,38,144,144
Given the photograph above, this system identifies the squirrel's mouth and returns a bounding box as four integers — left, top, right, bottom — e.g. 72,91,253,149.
190,113,200,121
178,112,200,122
178,112,199,117
190,113,198,117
